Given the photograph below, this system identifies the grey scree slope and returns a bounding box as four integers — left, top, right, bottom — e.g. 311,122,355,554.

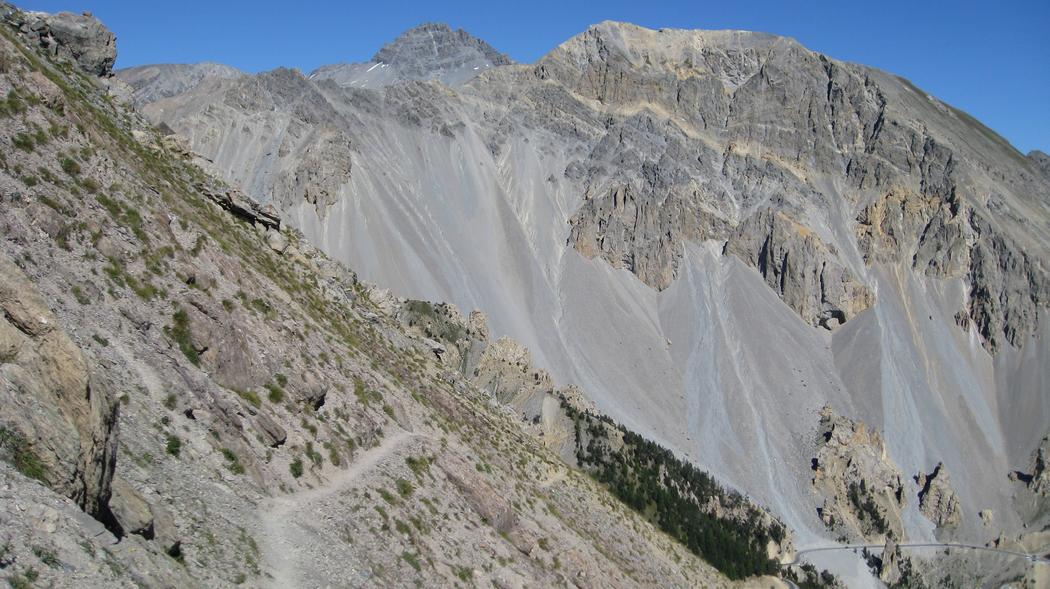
121,19,1050,553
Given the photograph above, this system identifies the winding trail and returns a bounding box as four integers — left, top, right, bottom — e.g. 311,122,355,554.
256,429,416,588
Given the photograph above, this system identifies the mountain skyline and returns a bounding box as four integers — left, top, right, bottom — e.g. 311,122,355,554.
18,0,1050,155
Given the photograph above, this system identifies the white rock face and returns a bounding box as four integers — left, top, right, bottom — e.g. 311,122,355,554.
119,20,1050,553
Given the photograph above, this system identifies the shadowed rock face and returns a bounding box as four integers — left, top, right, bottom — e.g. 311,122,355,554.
1028,434,1050,496
725,209,874,328
119,19,1050,556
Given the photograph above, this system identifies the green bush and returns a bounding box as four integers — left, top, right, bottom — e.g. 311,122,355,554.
265,383,284,403
71,285,91,305
353,377,382,407
31,545,59,568
405,455,430,478
305,441,322,466
401,551,421,572
221,448,245,474
0,89,25,116
165,309,199,365
236,389,261,408
80,177,100,193
289,458,303,478
165,435,182,457
59,156,81,176
0,427,48,482
12,132,34,151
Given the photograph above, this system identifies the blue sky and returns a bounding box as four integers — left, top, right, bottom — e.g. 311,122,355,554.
19,0,1049,154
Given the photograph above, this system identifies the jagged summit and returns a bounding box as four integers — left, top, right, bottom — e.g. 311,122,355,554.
309,21,511,89
372,22,511,71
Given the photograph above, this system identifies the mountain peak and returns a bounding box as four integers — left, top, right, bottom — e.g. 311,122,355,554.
371,21,512,76
310,22,512,89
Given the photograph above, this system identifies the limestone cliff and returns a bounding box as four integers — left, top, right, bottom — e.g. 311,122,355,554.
811,407,906,541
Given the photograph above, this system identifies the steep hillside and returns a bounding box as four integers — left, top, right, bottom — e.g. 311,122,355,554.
0,5,820,588
120,16,1050,577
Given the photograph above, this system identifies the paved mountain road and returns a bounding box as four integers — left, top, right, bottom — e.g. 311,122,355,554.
780,541,1049,588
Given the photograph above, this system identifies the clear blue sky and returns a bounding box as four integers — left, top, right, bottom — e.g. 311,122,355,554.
19,0,1049,154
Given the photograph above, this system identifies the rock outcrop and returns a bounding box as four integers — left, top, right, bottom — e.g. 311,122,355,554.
0,253,118,519
915,462,962,528
726,209,874,327
811,406,906,540
197,182,281,231
878,537,902,585
1,3,115,76
473,336,554,406
396,299,489,376
1027,434,1050,496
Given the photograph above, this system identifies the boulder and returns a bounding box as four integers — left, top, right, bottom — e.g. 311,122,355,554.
196,183,280,231
108,477,154,538
39,11,116,75
254,412,287,447
266,228,288,253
